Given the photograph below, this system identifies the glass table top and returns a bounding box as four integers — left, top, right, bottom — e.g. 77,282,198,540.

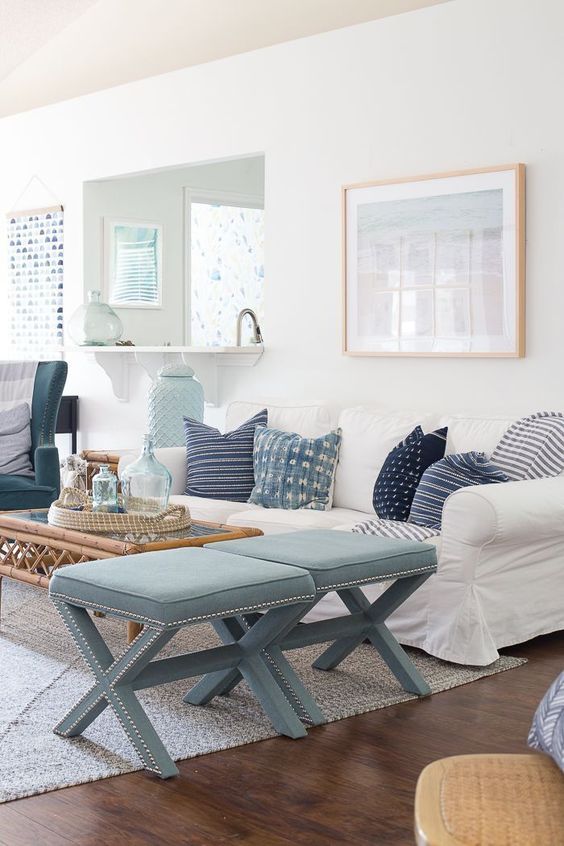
6,509,232,544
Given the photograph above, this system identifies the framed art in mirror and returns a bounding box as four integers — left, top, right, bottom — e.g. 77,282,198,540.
343,164,525,357
104,218,163,309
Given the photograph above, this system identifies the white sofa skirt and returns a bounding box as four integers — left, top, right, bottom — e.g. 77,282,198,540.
178,485,564,668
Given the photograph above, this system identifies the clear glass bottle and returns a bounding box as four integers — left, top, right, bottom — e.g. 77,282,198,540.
92,464,119,513
120,435,172,516
68,289,123,346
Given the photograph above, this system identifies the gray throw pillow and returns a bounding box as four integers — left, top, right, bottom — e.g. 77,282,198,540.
491,411,564,480
0,403,33,476
528,670,564,773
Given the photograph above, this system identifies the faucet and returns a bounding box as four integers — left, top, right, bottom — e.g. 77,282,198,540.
236,308,263,346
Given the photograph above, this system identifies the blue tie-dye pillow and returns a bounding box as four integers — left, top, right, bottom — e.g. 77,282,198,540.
249,426,341,511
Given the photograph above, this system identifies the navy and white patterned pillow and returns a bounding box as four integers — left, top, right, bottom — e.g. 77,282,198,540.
373,426,447,521
528,670,564,773
249,426,341,511
183,409,267,501
409,451,509,529
492,411,564,480
353,517,440,542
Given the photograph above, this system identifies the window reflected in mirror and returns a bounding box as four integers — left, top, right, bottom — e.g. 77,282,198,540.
189,195,264,346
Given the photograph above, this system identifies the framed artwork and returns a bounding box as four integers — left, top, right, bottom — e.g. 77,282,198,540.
343,164,525,357
104,218,163,309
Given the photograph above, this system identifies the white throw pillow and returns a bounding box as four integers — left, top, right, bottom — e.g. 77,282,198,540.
332,407,431,513
444,416,515,456
225,401,333,439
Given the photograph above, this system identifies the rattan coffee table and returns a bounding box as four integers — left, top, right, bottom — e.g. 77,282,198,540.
0,509,262,641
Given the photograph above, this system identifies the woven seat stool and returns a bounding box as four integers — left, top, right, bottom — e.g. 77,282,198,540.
185,530,437,714
415,753,564,845
49,547,316,778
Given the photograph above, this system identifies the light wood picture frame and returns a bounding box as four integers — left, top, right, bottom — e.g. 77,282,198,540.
343,164,525,357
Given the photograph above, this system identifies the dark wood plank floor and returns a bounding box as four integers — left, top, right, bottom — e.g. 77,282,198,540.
1,631,562,846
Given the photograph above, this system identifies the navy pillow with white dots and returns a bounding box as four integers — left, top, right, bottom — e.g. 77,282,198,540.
372,426,448,521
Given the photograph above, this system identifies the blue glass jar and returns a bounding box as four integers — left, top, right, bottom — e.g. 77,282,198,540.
120,435,172,516
92,464,119,513
68,289,123,346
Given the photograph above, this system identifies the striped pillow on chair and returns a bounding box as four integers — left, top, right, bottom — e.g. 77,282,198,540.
183,409,267,501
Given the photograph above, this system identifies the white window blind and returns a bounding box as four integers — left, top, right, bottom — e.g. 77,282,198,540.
107,223,162,307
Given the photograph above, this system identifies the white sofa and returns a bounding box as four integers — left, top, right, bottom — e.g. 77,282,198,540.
121,401,564,666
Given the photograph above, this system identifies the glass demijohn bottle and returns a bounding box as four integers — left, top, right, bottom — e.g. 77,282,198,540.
91,464,119,513
120,435,172,516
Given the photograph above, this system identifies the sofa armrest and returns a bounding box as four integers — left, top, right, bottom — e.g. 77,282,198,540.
34,445,61,493
118,447,187,496
441,476,564,546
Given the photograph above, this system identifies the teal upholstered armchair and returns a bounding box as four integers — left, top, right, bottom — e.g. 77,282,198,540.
0,361,68,511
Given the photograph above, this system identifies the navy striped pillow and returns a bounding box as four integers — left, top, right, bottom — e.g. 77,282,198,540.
183,410,267,501
409,451,509,529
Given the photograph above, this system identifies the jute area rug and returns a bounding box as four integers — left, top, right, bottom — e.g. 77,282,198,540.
0,580,526,803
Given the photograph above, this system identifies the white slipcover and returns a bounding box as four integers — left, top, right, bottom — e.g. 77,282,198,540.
118,403,564,665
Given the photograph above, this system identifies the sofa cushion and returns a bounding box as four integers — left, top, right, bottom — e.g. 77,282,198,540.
333,408,434,513
409,451,509,529
224,505,374,534
0,473,57,509
183,409,267,502
445,415,515,456
0,403,33,476
169,494,256,525
491,411,564,480
49,547,316,627
249,426,341,511
226,401,333,438
373,426,447,521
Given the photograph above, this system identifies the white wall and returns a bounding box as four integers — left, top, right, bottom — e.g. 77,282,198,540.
82,156,264,346
0,0,563,450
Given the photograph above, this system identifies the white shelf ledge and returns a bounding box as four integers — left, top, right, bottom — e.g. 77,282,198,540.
64,345,264,405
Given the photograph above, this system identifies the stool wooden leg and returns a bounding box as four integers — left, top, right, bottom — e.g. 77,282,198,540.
127,621,143,643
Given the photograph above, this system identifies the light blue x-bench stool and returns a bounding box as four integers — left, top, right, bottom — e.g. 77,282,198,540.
49,547,317,778
186,530,437,717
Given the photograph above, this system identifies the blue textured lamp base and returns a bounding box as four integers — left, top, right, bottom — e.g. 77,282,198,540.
148,362,205,448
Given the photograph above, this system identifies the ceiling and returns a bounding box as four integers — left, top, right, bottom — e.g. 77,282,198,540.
0,0,449,118
0,0,98,81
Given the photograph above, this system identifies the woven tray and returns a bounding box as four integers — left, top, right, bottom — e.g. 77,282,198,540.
48,489,191,534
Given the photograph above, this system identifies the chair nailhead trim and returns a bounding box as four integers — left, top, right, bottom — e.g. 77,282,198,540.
111,629,164,688
318,563,436,592
50,592,316,627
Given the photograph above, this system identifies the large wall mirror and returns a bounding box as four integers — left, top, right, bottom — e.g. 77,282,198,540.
83,154,265,346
